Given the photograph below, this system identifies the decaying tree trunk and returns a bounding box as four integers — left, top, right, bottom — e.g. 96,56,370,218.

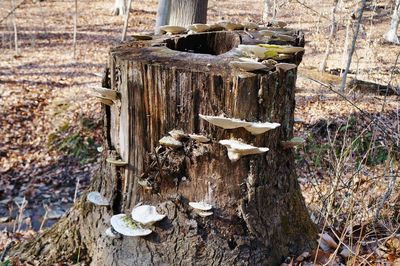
11,29,317,265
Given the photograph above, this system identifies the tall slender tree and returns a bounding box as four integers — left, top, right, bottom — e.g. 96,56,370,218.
384,0,400,44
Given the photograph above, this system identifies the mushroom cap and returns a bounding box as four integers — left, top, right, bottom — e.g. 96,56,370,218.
110,214,152,237
96,96,114,105
244,122,281,135
159,25,186,34
106,158,128,166
237,44,279,60
274,33,296,42
281,137,305,148
218,21,243,31
258,44,304,54
87,191,110,206
275,63,297,72
273,20,287,28
243,22,258,30
197,211,213,217
159,136,183,148
131,34,153,40
188,134,210,143
219,139,269,162
131,205,166,225
187,23,210,32
189,201,213,211
105,227,119,237
168,129,187,140
207,23,225,31
92,87,118,100
230,61,267,72
199,114,251,129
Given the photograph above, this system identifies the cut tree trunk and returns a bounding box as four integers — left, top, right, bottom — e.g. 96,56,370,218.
11,29,317,265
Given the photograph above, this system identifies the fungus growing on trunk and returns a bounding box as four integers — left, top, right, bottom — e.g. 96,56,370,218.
168,129,187,140
218,139,269,162
105,227,119,238
217,21,243,31
159,25,186,35
237,44,276,59
188,134,210,143
258,44,305,54
131,205,166,225
281,137,305,148
199,114,251,129
187,24,210,33
159,136,183,148
244,122,281,135
106,158,128,166
230,60,267,72
110,214,152,237
189,202,213,217
87,192,110,206
91,87,118,100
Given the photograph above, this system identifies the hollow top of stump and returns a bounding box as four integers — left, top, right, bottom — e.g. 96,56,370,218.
113,28,304,75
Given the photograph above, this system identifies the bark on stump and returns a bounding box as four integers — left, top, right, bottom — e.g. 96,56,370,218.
12,29,317,265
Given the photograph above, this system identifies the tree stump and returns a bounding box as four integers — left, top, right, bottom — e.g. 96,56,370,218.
12,29,317,265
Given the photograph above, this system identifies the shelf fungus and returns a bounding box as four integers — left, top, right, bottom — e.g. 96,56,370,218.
243,22,258,30
105,227,119,238
244,122,281,135
131,33,153,40
218,21,243,31
106,157,128,166
281,137,305,148
168,129,187,140
187,23,210,33
159,136,183,149
230,60,267,72
275,63,297,72
189,201,213,217
258,44,305,54
131,205,166,225
87,191,110,206
237,44,273,60
199,114,251,129
188,134,210,143
159,25,186,35
110,214,152,237
219,139,269,162
272,20,287,28
92,87,118,100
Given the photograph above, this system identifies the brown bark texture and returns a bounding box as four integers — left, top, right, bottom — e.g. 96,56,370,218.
11,29,317,265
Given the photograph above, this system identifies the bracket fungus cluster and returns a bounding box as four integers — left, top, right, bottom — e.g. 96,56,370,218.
87,191,110,206
189,202,213,217
219,139,269,162
199,114,280,135
91,87,118,105
109,205,166,237
281,137,305,149
199,114,279,162
106,157,128,166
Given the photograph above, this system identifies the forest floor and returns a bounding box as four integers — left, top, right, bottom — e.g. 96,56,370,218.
0,0,399,265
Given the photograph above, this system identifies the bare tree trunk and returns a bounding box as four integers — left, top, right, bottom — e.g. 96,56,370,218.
319,0,339,72
263,0,272,22
340,0,367,91
72,0,77,59
384,0,400,44
112,0,126,16
10,30,317,265
11,0,19,55
155,0,171,34
121,0,133,41
168,0,208,26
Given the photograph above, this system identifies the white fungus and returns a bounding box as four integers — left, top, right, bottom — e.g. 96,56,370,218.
87,191,110,206
110,214,152,237
218,139,269,162
131,205,166,225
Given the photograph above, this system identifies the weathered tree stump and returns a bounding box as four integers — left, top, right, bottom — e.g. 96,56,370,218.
12,28,317,265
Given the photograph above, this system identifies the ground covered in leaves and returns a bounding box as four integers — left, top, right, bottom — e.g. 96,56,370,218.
0,0,399,265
